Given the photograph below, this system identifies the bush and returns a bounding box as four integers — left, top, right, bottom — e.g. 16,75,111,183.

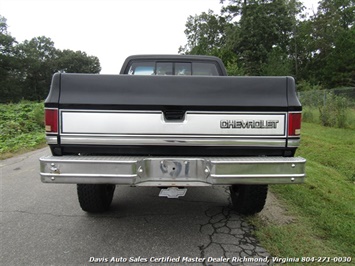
302,107,317,124
319,92,349,128
297,80,323,92
0,101,45,155
298,88,353,129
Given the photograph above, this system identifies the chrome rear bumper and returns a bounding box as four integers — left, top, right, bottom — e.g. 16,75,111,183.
40,156,306,186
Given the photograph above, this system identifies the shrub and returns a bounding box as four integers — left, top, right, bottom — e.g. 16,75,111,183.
0,101,45,155
319,92,349,128
302,107,317,124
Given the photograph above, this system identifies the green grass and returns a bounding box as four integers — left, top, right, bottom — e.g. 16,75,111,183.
252,122,355,263
0,101,46,159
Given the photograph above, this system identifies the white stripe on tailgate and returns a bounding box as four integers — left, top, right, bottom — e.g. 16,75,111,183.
61,111,286,136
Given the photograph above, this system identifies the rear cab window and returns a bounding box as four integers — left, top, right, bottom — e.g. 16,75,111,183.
126,61,221,76
128,62,155,75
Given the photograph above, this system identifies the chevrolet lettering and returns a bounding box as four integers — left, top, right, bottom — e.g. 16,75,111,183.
220,120,279,129
39,54,306,215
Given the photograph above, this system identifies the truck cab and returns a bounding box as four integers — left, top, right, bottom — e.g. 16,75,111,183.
120,55,227,76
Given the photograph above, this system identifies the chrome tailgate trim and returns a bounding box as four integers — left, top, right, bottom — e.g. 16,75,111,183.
59,136,286,147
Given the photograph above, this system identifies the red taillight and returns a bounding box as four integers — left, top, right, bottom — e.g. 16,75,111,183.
288,112,302,136
45,109,58,133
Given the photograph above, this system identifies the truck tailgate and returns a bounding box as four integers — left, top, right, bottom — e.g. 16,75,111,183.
45,74,301,157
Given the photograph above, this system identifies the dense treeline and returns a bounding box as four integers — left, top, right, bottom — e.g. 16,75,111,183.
0,15,101,103
179,0,355,90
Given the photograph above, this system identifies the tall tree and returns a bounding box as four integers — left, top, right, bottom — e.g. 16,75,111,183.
180,0,354,87
15,36,58,101
55,49,101,73
223,0,303,75
325,28,355,87
179,10,229,55
309,0,355,87
15,38,102,101
0,15,102,103
178,9,243,74
0,15,22,103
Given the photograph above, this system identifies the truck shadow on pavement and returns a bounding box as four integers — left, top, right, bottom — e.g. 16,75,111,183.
84,186,271,266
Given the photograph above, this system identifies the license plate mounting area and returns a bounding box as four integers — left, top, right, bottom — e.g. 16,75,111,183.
136,158,210,186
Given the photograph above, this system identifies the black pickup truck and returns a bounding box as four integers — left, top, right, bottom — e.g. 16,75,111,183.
40,55,306,215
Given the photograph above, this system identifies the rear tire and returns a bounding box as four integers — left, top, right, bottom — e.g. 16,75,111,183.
77,184,115,213
229,185,268,215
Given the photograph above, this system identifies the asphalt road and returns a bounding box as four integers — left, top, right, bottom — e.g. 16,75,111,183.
1,148,271,266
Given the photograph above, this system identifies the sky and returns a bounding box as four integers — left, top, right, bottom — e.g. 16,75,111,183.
0,0,319,74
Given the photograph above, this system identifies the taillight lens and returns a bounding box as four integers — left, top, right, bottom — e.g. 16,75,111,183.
288,112,302,136
45,109,58,133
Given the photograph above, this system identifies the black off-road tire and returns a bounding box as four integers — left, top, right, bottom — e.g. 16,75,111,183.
77,184,116,213
229,184,268,215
